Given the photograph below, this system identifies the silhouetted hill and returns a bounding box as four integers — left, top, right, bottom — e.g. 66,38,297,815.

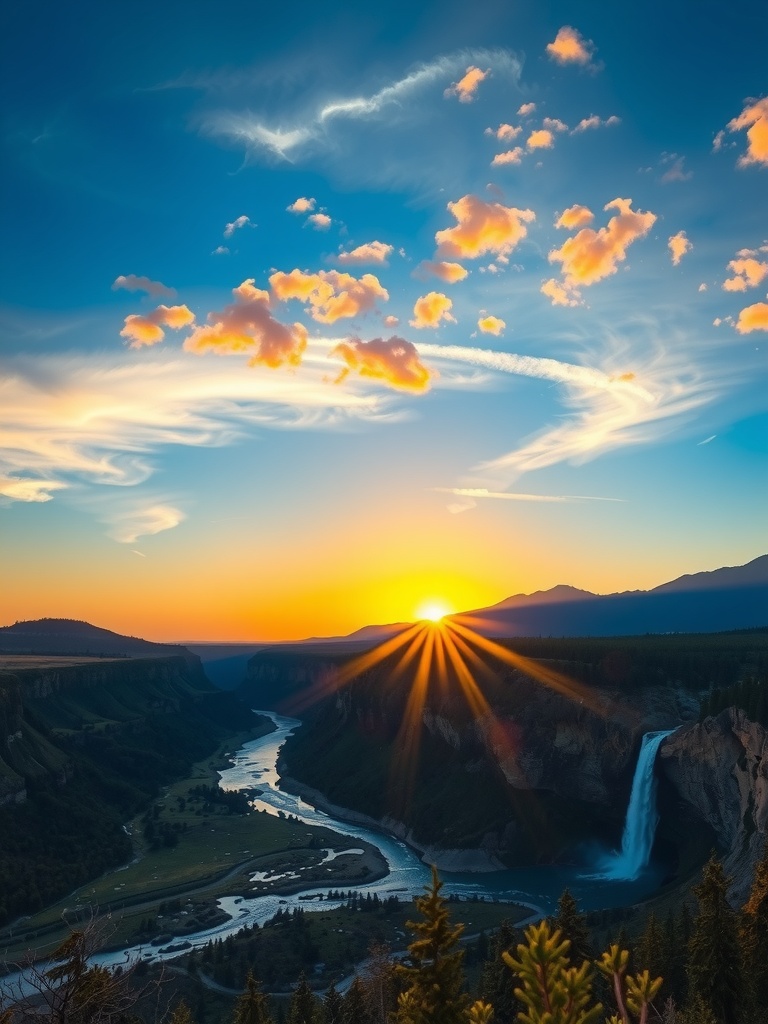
0,618,192,660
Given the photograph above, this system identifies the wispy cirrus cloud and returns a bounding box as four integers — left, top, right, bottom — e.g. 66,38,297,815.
432,487,623,503
109,503,185,544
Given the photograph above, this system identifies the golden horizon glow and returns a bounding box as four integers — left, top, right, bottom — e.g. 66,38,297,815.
414,599,453,622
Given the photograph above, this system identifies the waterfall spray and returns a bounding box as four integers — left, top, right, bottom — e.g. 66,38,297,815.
596,729,674,881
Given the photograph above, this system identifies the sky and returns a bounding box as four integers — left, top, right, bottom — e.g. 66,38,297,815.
1,0,767,641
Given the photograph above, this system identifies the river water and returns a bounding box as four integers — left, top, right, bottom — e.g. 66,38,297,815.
3,710,666,986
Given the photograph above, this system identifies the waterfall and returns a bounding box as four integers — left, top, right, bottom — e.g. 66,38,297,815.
596,729,674,881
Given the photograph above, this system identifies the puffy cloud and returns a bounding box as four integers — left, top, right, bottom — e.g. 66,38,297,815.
526,129,554,150
332,335,434,392
668,231,692,266
307,212,332,230
383,314,400,327
478,315,506,335
287,197,316,213
698,283,708,292
435,195,535,261
517,102,536,117
660,154,692,183
722,257,768,291
546,198,656,301
269,269,389,324
410,291,456,329
492,147,524,166
489,123,522,141
110,504,185,544
0,477,66,503
444,65,490,103
112,275,176,299
212,245,230,256
120,304,195,348
735,301,768,333
572,114,620,132
726,97,768,168
183,280,307,367
415,260,469,283
337,241,393,265
540,278,581,307
223,214,253,238
556,205,594,230
546,26,596,66
542,117,568,132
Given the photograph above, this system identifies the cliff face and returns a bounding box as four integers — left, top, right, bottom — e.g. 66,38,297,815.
659,708,768,902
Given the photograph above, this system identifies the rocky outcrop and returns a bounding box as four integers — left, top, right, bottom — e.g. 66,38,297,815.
659,708,768,903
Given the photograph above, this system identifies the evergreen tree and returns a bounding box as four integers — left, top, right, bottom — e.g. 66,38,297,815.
479,921,521,1024
170,1001,195,1024
396,865,468,1024
342,977,371,1024
740,840,768,1010
636,912,665,994
288,973,319,1024
234,970,274,1024
552,889,592,964
322,982,344,1024
687,854,743,1024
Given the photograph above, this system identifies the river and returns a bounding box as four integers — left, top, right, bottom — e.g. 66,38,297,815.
2,710,666,988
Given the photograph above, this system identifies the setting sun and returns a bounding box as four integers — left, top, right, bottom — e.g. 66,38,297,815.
415,600,452,622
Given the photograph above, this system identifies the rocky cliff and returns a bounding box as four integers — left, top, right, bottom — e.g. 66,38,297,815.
659,708,768,902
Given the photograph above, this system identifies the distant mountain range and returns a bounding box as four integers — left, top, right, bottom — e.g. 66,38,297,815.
300,554,768,645
2,556,766,666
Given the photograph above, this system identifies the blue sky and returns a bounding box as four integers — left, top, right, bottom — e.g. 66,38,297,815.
1,0,767,639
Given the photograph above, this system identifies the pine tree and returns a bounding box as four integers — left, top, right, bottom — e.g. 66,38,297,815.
479,921,521,1024
169,1001,195,1024
687,854,743,1024
636,912,665,993
288,974,319,1024
552,889,592,964
740,840,768,1010
322,982,344,1024
342,977,371,1024
233,970,274,1024
396,865,468,1024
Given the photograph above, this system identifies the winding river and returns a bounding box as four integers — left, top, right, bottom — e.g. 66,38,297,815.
3,711,667,989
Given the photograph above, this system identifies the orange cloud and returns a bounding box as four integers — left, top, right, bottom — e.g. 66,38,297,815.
546,25,596,66
556,205,594,229
735,301,768,333
572,114,620,132
492,147,524,166
269,269,389,324
120,304,195,348
183,279,307,368
383,314,400,327
726,97,768,168
337,241,393,265
435,195,535,261
307,212,332,230
527,129,554,150
112,275,176,299
332,335,434,392
287,197,316,213
546,198,656,297
410,291,456,329
444,65,490,103
668,230,692,266
517,102,536,117
491,123,522,142
478,315,506,335
540,278,581,307
722,257,768,291
415,261,469,283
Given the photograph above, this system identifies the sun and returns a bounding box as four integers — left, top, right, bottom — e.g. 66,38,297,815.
415,599,452,622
